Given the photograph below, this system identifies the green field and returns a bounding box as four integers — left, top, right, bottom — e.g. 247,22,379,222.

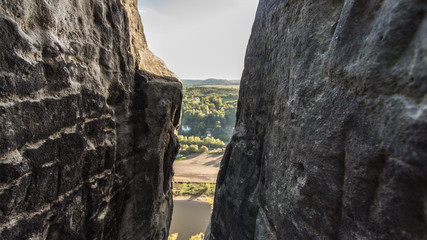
173,181,216,198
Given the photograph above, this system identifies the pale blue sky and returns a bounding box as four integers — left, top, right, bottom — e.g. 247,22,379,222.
137,0,258,80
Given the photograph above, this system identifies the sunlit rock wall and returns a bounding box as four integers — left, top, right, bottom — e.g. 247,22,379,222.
0,0,181,239
209,0,426,239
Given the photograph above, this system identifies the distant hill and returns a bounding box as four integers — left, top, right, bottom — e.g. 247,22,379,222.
182,79,240,86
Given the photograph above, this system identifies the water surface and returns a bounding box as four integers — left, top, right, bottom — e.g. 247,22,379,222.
170,199,211,240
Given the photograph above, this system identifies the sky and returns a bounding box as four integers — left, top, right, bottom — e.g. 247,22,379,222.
137,0,259,80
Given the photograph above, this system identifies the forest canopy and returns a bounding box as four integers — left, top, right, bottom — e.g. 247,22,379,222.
179,86,238,141
178,86,239,155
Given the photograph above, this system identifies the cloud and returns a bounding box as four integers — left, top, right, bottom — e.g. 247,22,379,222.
137,0,258,79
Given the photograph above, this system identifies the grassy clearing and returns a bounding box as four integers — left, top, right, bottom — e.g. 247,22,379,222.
173,181,215,198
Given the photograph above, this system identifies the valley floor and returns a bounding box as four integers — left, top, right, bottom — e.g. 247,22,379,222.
173,153,222,182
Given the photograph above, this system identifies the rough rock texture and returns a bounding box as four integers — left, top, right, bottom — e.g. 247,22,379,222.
0,0,181,239
209,0,426,239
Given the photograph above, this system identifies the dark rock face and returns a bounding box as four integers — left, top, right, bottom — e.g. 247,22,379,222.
209,0,426,239
0,0,181,239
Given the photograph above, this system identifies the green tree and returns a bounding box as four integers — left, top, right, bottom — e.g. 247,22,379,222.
168,233,178,240
200,146,208,153
189,233,204,240
188,144,199,153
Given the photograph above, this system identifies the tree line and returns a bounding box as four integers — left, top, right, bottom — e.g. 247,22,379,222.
179,135,226,154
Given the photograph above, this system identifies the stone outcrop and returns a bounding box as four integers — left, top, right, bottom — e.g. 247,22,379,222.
209,0,426,239
0,0,181,239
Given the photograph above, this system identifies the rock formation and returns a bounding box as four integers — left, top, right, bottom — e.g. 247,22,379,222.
209,0,426,239
0,0,181,239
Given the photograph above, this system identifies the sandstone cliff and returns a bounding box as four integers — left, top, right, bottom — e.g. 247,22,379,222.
209,0,426,239
0,0,181,239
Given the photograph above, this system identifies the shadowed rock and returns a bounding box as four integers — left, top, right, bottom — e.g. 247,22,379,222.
0,0,181,239
209,1,426,239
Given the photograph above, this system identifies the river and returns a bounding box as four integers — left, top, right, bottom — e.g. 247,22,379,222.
170,199,211,240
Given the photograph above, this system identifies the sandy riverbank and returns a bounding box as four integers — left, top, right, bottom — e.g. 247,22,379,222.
173,153,222,182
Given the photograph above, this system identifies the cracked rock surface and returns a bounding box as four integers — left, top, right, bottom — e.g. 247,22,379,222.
0,0,181,239
209,0,426,239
